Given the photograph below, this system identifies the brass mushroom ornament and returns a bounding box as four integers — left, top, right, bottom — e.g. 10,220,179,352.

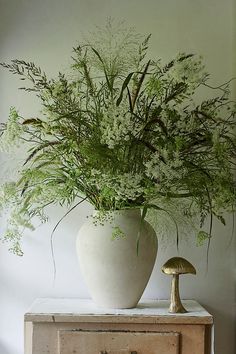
162,257,196,313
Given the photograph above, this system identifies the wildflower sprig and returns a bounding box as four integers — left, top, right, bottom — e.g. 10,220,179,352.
0,20,236,254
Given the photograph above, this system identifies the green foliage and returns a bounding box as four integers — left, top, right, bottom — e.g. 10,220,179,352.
0,20,236,254
112,226,126,240
197,230,210,247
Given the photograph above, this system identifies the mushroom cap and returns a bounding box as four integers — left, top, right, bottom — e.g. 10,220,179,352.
162,257,196,275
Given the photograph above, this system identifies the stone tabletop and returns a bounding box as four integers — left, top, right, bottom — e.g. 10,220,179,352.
24,298,213,324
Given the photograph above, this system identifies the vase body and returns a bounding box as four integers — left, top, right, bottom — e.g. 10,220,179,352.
76,209,157,309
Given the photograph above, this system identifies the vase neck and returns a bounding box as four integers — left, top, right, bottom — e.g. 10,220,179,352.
93,209,141,218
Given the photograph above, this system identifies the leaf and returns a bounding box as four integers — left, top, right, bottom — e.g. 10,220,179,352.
127,86,132,111
22,118,43,126
215,214,226,226
116,72,134,106
138,34,152,62
163,53,194,73
136,204,148,255
23,141,60,166
91,47,113,92
197,230,210,246
131,60,150,111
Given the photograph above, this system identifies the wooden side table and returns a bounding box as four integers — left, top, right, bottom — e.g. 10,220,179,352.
24,298,213,354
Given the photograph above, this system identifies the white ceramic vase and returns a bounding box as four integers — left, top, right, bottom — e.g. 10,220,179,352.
76,209,157,309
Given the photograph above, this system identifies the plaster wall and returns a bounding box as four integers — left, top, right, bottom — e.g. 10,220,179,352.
0,1,235,353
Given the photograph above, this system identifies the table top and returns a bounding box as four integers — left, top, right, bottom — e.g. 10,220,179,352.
24,298,213,324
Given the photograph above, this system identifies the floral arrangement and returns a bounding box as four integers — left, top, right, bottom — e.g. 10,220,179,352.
0,21,236,255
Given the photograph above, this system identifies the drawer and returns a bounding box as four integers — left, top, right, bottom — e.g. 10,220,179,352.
58,330,180,354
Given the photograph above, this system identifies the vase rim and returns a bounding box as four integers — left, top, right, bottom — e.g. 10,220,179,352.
92,208,141,217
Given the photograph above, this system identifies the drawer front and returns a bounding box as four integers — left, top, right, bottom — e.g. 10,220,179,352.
58,330,180,354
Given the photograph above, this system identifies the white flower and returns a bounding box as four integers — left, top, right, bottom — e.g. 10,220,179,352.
100,102,141,148
145,149,187,187
88,170,144,202
0,108,23,152
167,54,206,87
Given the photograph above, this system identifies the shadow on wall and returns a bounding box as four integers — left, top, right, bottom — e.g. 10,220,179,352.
204,303,235,354
0,342,11,354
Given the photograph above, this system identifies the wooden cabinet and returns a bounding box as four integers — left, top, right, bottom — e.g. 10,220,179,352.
24,299,213,354
59,331,180,354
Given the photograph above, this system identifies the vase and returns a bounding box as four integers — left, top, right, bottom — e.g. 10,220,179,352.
76,209,157,309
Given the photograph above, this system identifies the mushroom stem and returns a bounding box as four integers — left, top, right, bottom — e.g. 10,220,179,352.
169,274,187,313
